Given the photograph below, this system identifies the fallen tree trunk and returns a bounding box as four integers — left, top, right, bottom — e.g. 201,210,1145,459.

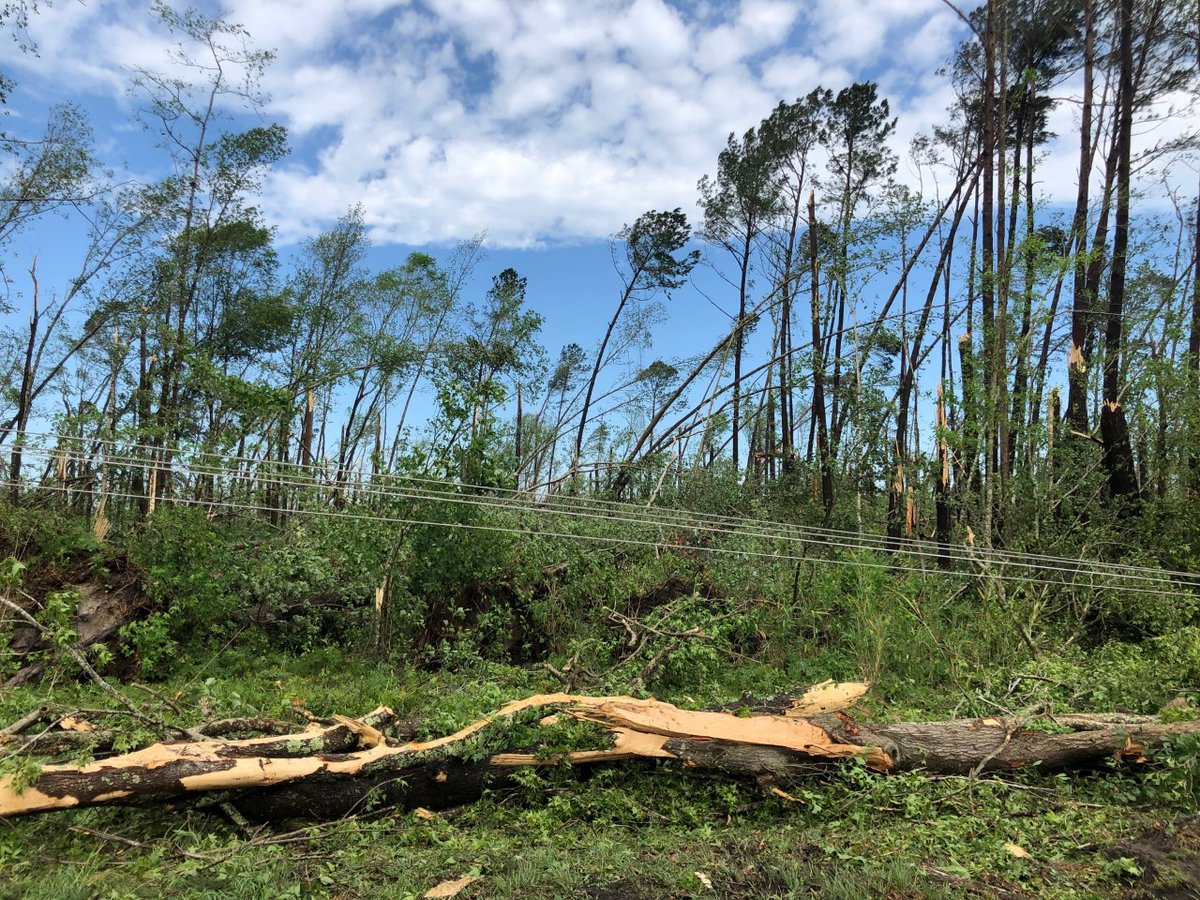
1,685,1192,821
814,713,1196,775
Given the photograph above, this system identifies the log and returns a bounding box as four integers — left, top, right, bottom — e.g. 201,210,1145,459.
815,714,1198,775
1,685,1194,822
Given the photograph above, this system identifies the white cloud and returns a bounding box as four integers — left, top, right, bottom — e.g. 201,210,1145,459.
14,0,1193,250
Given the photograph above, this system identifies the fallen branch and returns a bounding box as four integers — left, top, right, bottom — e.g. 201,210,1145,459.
0,684,1193,822
0,706,50,737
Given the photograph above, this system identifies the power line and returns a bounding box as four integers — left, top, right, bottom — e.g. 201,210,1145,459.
13,438,1195,590
7,440,1194,599
16,430,1198,587
7,478,1176,599
5,443,1157,585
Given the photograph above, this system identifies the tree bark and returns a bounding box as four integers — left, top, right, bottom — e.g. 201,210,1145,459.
1098,0,1143,505
1066,0,1096,435
808,192,834,515
2,689,1191,823
1190,0,1200,488
9,263,39,502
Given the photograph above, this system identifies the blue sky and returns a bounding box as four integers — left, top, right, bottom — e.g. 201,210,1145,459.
3,0,1198,442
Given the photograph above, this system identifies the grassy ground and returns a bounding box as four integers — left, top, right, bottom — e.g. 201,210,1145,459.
1,649,1196,900
4,501,1200,897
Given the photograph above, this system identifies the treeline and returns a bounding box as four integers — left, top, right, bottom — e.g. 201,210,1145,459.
0,0,1198,557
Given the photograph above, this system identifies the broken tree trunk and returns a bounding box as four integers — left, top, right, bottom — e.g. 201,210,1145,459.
0,685,1191,822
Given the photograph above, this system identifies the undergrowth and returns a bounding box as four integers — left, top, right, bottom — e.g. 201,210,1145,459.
1,496,1199,897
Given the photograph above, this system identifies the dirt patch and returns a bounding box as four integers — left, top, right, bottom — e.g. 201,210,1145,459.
584,877,665,899
5,577,146,687
1114,817,1200,899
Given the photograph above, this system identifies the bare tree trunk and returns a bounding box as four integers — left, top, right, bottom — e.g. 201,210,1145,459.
9,264,39,503
935,384,952,567
958,185,981,500
1190,0,1200,489
732,232,752,476
515,383,523,488
1067,0,1097,435
808,192,834,515
993,0,1011,518
1098,0,1142,505
891,185,970,546
980,0,998,546
1008,100,1035,474
574,281,638,490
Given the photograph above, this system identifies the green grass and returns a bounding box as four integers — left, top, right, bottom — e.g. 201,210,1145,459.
0,648,1193,899
4,497,1200,898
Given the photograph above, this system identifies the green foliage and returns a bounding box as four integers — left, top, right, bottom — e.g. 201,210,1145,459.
0,501,100,573
38,589,80,647
1137,732,1200,810
621,208,700,292
127,507,244,663
119,611,177,675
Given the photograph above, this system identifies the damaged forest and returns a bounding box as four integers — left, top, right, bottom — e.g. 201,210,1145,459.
2,0,1200,897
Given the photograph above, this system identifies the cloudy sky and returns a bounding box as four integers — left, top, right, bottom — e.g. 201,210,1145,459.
7,0,981,250
5,0,1197,440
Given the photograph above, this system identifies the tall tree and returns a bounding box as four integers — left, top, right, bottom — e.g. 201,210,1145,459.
820,83,897,454
698,128,780,474
807,191,834,514
285,208,371,470
1097,0,1142,504
759,90,830,477
130,3,287,505
572,209,698,489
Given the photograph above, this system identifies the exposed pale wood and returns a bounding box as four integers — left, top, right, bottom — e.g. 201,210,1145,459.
785,680,871,716
2,690,1196,822
0,693,882,818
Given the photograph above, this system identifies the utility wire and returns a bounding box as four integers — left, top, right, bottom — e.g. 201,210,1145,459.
8,443,1194,599
6,478,1172,599
13,439,1195,589
11,443,1180,587
16,431,1198,586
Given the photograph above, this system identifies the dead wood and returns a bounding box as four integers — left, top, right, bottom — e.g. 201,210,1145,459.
4,580,143,688
1,683,1195,822
814,714,1198,775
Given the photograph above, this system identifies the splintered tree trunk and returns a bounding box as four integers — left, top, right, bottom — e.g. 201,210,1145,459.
2,687,1193,823
1099,0,1142,505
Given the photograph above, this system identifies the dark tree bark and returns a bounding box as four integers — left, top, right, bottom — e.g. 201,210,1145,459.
889,181,971,547
1066,0,1096,435
1190,0,1200,488
8,265,39,502
980,0,998,545
1098,0,1143,505
808,192,834,515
